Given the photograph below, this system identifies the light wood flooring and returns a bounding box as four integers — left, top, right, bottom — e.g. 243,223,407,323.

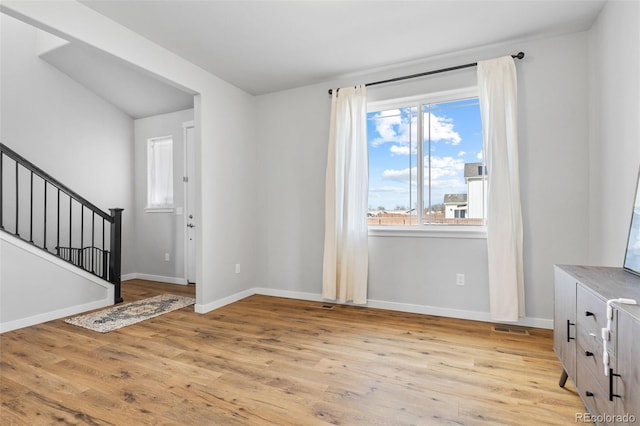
1,279,586,425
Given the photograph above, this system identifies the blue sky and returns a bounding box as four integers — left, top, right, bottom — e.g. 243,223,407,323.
367,98,483,211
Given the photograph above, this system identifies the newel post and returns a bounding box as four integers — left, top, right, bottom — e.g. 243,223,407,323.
109,208,124,304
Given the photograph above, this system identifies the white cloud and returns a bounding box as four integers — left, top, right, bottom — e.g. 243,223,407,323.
382,167,415,183
369,186,409,194
427,113,461,145
431,156,465,174
378,156,468,206
476,151,483,160
430,178,466,190
390,145,412,155
370,109,412,147
380,156,465,186
370,109,462,148
457,151,466,157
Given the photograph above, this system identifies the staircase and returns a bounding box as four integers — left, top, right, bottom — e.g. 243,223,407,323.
0,142,123,304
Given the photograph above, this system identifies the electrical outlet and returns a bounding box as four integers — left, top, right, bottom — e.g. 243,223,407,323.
235,263,241,274
164,253,170,261
456,273,465,286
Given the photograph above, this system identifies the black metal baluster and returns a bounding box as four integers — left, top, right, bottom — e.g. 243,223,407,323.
102,248,108,280
43,181,47,250
80,205,84,269
56,188,60,253
91,211,95,274
15,161,19,237
29,171,34,242
102,218,105,277
68,195,72,252
0,151,3,230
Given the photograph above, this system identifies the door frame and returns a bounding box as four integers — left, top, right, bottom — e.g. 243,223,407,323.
182,120,195,283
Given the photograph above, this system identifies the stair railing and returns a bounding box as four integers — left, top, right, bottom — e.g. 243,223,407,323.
0,142,123,304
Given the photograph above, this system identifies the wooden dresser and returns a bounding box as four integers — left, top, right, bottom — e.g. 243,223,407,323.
554,265,640,425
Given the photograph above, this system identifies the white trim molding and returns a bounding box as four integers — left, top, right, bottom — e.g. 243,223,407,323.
193,286,552,329
368,225,487,239
0,297,112,333
122,273,188,285
195,288,254,314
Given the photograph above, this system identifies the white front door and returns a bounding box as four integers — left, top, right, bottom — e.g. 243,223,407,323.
183,122,196,283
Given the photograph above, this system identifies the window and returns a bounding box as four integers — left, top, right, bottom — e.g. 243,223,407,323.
146,136,174,211
367,88,486,226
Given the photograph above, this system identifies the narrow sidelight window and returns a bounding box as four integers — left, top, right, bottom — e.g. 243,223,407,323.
146,136,174,209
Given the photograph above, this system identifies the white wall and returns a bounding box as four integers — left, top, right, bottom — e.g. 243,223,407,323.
132,109,193,282
195,91,257,307
5,0,637,328
254,85,329,295
0,13,136,274
1,2,258,313
1,233,113,332
256,32,592,326
588,0,640,266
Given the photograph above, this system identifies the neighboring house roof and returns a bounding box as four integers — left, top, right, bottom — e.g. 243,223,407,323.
444,194,467,204
465,162,487,178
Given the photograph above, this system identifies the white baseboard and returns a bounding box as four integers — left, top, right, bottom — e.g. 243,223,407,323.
365,298,553,329
194,288,254,313
0,296,112,333
122,273,187,285
194,287,553,330
253,287,325,303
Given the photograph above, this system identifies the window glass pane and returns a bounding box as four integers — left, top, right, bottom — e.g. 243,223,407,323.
147,137,173,208
423,98,485,225
367,107,418,225
367,92,485,227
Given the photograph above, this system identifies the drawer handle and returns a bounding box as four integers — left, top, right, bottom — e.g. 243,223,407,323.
609,369,622,401
567,320,575,342
585,311,595,317
585,351,594,357
586,391,594,397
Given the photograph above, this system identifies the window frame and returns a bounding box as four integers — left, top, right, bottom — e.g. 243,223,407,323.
367,86,487,238
145,135,175,213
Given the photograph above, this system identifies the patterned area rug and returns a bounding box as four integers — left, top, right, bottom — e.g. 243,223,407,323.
64,294,195,333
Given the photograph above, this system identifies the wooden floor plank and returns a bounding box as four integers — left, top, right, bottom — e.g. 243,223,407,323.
0,280,585,425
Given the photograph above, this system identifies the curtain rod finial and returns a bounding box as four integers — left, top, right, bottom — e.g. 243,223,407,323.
515,52,525,60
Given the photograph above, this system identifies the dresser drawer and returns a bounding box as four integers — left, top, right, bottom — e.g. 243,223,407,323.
576,336,609,393
577,358,616,425
577,285,616,356
576,315,615,363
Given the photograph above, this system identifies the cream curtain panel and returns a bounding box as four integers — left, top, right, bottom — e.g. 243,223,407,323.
477,57,525,322
322,85,369,304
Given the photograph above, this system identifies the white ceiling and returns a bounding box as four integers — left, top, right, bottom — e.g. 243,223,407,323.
40,39,196,119
80,0,607,96
30,0,606,119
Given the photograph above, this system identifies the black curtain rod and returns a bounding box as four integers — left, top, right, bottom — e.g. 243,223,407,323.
328,52,525,95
